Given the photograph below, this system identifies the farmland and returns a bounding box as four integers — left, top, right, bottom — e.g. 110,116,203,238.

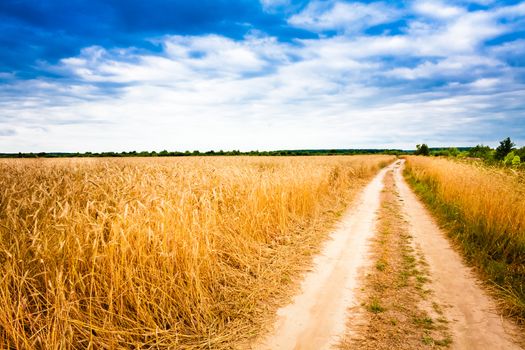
0,155,392,349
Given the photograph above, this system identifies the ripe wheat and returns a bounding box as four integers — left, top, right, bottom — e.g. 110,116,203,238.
0,155,392,349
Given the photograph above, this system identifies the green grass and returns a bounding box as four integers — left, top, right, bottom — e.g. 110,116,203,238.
422,333,453,347
367,299,386,313
376,260,387,271
413,316,434,330
404,166,525,323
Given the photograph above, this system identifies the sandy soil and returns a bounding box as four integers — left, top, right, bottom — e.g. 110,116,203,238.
339,168,452,349
251,163,394,350
250,160,522,350
393,160,522,350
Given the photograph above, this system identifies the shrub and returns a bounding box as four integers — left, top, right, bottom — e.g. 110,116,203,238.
468,144,492,160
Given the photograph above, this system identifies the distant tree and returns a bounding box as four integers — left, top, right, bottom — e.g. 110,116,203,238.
495,137,515,160
433,150,445,156
515,146,525,161
447,147,460,157
415,144,430,156
468,144,492,159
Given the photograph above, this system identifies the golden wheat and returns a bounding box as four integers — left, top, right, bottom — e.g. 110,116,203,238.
405,156,525,320
0,155,393,349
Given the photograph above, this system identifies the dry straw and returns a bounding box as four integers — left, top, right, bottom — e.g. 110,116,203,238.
0,155,392,349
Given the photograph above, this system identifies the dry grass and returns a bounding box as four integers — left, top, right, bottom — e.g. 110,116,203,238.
0,155,393,349
404,156,525,322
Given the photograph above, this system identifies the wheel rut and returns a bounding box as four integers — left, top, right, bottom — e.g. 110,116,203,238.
250,160,522,350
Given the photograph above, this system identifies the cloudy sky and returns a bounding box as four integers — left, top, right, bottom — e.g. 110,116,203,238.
1,0,524,152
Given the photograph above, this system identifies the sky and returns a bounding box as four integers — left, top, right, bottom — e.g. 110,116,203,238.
0,0,524,152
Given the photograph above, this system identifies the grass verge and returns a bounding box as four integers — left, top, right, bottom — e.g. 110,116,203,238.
404,156,525,324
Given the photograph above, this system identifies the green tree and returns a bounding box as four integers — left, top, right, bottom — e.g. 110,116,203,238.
415,144,430,156
495,137,515,160
468,144,492,160
515,146,525,161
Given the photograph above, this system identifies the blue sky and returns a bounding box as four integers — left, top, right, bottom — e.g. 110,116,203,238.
1,0,524,152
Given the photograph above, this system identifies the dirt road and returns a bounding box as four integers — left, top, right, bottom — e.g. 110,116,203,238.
252,160,522,350
393,161,521,349
253,163,393,350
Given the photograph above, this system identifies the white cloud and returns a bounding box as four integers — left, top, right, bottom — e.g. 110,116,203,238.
469,77,501,89
1,1,524,152
403,11,505,55
260,0,290,11
291,5,507,61
56,35,292,84
458,0,495,4
494,1,525,17
414,1,465,19
385,56,502,80
489,39,525,59
288,1,400,33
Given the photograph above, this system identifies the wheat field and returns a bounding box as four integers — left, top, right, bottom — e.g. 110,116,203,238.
0,155,392,349
405,156,525,321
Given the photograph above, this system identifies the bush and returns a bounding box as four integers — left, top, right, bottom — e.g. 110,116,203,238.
447,147,460,157
515,147,525,161
468,145,492,160
503,152,521,167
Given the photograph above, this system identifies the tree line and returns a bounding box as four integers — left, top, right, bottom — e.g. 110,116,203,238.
0,148,405,158
4,138,523,165
415,137,525,167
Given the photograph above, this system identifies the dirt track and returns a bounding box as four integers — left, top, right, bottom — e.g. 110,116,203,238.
393,160,521,349
251,160,522,350
253,163,392,350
